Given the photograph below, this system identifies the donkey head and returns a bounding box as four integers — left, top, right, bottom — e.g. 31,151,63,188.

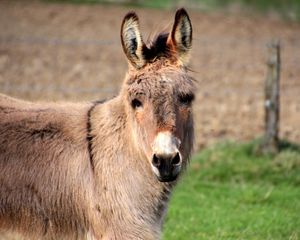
121,9,194,182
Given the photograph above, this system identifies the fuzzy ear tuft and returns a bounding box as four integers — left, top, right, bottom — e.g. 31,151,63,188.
121,12,146,69
168,8,193,65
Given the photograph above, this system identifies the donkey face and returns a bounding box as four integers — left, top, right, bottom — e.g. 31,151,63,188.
121,9,194,182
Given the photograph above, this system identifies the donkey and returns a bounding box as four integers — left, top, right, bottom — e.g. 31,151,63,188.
0,8,194,240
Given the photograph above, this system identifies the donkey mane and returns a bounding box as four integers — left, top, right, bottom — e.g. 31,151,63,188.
143,33,170,61
86,99,109,172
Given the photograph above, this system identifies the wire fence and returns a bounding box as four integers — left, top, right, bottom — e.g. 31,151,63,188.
0,35,299,97
0,36,119,46
3,35,298,48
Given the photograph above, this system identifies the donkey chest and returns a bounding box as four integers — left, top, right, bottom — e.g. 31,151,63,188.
93,166,169,233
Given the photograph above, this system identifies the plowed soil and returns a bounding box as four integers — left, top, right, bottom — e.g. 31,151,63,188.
0,0,299,150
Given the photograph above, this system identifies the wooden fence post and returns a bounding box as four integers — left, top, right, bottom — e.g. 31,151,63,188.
260,40,281,154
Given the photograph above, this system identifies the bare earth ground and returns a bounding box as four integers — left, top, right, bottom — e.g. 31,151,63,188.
0,0,299,150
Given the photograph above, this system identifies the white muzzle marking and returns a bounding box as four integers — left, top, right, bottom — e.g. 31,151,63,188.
152,131,180,156
151,132,182,181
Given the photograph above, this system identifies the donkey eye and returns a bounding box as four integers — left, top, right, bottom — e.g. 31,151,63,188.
179,94,194,105
131,99,143,109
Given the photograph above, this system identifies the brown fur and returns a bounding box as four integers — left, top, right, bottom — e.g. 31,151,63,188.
0,9,194,240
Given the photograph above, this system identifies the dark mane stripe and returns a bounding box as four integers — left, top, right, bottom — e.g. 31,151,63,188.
86,99,106,172
143,33,172,61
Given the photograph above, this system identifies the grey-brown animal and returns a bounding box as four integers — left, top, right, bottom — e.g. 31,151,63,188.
0,8,194,240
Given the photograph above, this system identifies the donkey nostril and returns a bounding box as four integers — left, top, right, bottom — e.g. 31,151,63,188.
152,154,161,167
171,152,181,165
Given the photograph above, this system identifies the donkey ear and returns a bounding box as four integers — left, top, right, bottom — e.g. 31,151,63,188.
121,12,146,69
168,8,192,65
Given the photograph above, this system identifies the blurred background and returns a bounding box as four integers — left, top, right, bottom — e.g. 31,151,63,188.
1,0,300,149
0,0,299,239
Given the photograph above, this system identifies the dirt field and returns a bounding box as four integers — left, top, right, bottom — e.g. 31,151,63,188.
0,0,299,150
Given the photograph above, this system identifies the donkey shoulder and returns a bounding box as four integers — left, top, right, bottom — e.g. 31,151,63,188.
0,94,95,156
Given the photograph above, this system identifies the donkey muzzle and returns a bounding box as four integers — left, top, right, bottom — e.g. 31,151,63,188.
152,152,181,182
151,132,182,182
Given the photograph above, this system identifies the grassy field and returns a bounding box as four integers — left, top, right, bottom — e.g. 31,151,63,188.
163,140,300,240
45,0,300,21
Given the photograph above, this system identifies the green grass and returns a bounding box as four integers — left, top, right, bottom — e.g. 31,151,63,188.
200,0,300,21
43,0,175,8
163,140,300,240
44,0,300,21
